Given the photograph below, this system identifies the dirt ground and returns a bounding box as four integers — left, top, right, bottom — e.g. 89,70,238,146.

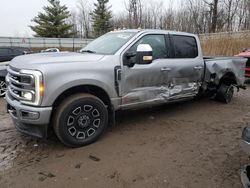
1,85,250,188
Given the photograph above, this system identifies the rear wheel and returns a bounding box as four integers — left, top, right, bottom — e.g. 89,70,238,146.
0,78,7,97
215,84,234,104
53,93,108,147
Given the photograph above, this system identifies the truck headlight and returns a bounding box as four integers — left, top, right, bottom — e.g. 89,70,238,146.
21,91,33,101
19,70,43,106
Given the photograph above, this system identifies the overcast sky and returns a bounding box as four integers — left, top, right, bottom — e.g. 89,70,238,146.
0,0,176,37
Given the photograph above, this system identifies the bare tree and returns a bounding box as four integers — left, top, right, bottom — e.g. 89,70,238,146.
223,0,241,31
77,0,92,38
236,0,250,30
125,0,142,28
201,0,219,32
70,0,250,38
69,10,80,37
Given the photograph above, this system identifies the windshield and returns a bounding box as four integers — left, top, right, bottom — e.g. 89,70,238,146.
81,32,136,55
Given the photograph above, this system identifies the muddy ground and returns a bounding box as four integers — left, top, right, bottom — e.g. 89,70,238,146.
1,85,250,188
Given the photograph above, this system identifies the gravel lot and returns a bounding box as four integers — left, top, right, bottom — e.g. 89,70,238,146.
1,84,250,188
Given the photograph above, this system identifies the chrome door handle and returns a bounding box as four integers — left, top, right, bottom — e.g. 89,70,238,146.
194,66,203,70
161,67,171,72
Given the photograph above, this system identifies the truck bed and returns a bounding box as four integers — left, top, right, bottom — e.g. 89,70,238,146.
203,56,246,87
204,56,244,60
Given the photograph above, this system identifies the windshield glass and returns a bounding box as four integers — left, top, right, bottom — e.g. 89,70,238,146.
81,32,136,55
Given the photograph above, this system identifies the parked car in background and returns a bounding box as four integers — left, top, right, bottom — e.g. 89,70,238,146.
0,62,8,96
0,47,31,62
237,48,250,78
241,126,250,188
41,48,60,53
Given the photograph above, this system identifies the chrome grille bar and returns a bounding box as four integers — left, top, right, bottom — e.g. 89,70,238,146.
7,67,35,102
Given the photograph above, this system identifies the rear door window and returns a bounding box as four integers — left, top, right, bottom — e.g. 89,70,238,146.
172,35,198,58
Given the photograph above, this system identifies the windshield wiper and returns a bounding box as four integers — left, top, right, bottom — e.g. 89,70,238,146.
80,50,96,54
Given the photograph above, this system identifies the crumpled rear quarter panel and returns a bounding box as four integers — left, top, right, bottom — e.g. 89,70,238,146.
204,57,246,86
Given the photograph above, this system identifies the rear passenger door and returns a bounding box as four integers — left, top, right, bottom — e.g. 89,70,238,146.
163,34,204,99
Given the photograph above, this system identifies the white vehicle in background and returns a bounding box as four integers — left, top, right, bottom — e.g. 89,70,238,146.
41,48,60,53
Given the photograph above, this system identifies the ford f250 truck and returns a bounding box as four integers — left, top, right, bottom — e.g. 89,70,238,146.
5,30,247,147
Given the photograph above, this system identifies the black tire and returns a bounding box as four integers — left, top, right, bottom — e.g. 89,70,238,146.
0,77,7,97
53,93,108,147
215,84,234,104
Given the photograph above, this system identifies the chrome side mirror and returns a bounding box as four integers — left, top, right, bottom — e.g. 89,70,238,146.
136,44,153,64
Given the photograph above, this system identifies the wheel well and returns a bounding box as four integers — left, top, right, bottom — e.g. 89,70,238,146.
219,72,237,86
53,85,112,111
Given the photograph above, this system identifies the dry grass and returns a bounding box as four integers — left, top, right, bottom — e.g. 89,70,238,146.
200,31,250,56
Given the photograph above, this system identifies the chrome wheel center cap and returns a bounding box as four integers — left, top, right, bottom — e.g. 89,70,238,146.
78,115,90,128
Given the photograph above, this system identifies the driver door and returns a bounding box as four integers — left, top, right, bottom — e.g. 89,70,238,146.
121,34,171,109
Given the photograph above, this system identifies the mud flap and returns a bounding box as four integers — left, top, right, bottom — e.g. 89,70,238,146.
108,104,115,131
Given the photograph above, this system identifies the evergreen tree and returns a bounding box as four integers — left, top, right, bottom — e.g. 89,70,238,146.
30,0,74,38
91,0,112,37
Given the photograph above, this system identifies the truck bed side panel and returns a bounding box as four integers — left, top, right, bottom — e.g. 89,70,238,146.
204,57,246,86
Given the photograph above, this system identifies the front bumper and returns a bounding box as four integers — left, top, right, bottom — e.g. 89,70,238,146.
241,165,250,188
5,91,52,138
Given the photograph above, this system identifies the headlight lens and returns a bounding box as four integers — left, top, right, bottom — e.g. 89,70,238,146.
21,91,33,101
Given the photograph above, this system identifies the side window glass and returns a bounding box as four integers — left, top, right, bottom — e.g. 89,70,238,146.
128,34,168,61
172,35,198,58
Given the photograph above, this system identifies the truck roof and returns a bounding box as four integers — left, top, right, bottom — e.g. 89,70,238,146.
110,29,197,37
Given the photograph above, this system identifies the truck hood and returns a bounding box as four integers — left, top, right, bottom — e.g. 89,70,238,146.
10,52,105,69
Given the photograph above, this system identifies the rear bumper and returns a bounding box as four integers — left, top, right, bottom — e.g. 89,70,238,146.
5,91,52,138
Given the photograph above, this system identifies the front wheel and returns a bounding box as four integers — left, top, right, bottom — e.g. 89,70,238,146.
215,84,234,104
0,78,7,97
53,93,108,147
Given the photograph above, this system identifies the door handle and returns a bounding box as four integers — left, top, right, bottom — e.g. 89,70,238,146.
161,67,171,72
194,66,203,70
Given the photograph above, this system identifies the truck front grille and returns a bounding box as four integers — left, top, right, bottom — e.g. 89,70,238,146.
7,66,35,102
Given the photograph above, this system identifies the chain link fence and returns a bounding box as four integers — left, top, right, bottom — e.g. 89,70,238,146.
0,37,93,51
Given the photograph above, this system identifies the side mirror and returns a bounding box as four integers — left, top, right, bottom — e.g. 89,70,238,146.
123,52,136,67
136,44,153,65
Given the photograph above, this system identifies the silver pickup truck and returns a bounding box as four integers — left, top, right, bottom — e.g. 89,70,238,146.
5,29,247,147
